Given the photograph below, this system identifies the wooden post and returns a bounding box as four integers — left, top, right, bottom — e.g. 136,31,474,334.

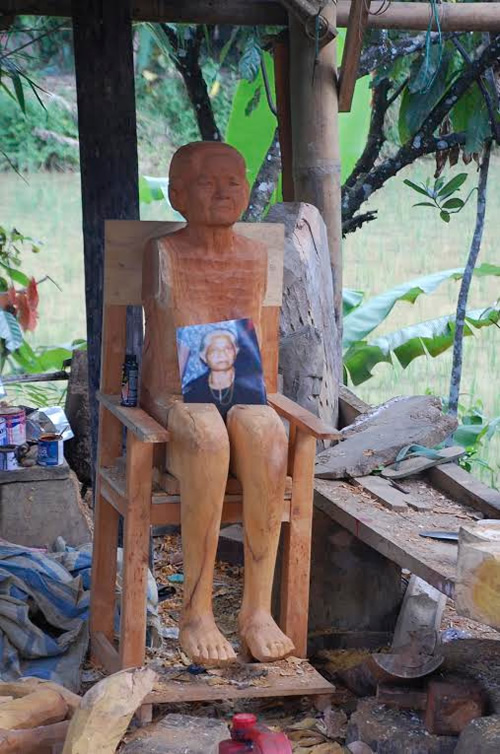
273,33,294,202
288,1,343,347
72,0,140,467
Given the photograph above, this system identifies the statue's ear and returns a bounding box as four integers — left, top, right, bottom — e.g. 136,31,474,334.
168,183,185,215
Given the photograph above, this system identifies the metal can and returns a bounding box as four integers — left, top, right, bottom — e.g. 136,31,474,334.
0,445,19,471
0,407,26,446
37,433,64,467
0,418,7,447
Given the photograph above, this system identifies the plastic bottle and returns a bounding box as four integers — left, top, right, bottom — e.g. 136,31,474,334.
120,354,139,407
219,713,293,753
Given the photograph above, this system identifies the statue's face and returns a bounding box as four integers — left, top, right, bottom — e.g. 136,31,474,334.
205,335,237,371
171,152,249,226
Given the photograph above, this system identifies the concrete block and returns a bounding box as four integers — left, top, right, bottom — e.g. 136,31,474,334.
0,467,91,548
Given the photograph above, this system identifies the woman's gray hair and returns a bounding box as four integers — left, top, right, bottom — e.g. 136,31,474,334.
200,329,238,363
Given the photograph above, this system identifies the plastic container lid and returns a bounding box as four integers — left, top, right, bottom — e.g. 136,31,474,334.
233,713,257,732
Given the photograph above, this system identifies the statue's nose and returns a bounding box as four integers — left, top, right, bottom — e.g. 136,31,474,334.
214,181,231,199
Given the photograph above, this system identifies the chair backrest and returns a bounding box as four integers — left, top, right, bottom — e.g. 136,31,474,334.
102,220,284,394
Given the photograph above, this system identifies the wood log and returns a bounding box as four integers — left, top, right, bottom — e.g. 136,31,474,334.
0,679,80,717
62,667,156,754
0,690,68,731
0,720,69,754
268,202,340,430
455,520,500,630
5,1,500,32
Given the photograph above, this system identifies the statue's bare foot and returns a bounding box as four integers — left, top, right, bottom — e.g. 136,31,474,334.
180,614,237,667
239,609,295,662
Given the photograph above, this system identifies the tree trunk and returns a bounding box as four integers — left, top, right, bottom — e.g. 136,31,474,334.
268,202,340,431
72,0,140,471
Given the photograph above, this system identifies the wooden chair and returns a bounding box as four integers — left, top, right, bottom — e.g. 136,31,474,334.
90,219,338,674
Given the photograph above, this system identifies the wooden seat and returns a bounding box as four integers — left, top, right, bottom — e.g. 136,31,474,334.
90,220,339,674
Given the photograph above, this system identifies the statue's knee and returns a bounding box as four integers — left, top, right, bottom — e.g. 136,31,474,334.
229,405,287,472
169,403,229,457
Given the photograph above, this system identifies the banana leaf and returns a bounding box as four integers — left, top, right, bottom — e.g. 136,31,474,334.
343,263,500,349
344,304,500,386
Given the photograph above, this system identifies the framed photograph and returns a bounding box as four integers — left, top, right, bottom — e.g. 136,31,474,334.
176,318,267,418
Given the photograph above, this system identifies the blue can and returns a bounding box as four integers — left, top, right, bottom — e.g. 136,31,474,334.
37,433,64,467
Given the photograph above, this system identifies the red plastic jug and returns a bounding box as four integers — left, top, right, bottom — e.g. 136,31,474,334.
219,713,293,753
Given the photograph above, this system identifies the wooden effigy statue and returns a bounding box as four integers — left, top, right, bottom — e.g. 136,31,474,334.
141,142,294,666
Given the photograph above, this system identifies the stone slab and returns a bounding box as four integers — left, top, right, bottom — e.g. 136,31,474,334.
121,713,230,753
315,396,457,479
455,715,500,754
0,460,70,484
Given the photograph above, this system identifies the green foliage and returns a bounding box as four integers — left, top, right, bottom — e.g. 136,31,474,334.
451,399,500,487
398,52,453,144
0,87,78,171
342,264,500,385
344,303,500,386
404,172,475,223
450,83,492,157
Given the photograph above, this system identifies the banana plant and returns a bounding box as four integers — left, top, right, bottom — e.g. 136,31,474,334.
342,263,500,385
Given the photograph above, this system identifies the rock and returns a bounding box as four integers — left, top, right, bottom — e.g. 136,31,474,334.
347,743,375,754
346,698,457,754
315,395,457,479
121,713,230,753
455,715,500,753
65,349,92,487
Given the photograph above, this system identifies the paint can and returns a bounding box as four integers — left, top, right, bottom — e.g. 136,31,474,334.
0,445,20,471
37,433,64,467
0,407,26,446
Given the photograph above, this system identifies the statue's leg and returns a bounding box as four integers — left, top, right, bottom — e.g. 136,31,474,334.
167,402,236,666
226,404,294,662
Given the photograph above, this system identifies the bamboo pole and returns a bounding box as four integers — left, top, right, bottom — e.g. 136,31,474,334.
4,0,500,31
289,2,343,353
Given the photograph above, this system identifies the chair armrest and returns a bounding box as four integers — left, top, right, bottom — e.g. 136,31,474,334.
267,393,341,440
97,393,170,443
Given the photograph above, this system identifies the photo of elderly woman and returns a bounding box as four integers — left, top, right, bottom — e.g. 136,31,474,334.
176,318,267,418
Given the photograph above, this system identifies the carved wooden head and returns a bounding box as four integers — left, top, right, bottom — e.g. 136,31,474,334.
168,142,250,226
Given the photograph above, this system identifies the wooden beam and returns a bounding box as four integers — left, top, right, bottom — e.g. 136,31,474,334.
338,0,371,112
289,3,343,351
4,1,500,31
72,0,140,466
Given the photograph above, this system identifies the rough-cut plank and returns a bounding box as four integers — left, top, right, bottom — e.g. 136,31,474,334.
315,396,457,479
315,479,460,597
339,0,371,112
62,667,156,754
455,520,500,630
0,689,68,731
268,393,340,439
381,446,465,479
392,575,447,652
353,475,409,512
268,203,341,429
145,661,333,704
0,721,69,754
97,394,170,443
428,462,500,519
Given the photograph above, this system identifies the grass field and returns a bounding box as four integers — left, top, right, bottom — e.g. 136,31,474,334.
1,155,499,485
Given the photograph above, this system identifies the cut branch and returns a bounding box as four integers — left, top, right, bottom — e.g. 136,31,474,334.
448,141,492,417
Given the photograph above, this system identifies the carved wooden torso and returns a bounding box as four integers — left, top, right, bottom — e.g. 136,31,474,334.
141,229,267,424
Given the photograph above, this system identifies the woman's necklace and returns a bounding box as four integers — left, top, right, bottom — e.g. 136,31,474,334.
209,370,235,406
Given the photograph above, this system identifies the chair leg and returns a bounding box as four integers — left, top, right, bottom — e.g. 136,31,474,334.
280,430,316,657
90,491,120,659
120,432,154,669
